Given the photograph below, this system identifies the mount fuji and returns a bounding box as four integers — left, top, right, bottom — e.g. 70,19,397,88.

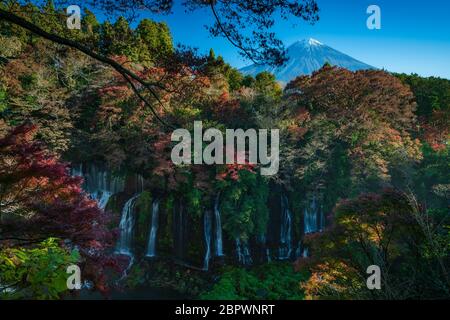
240,38,375,84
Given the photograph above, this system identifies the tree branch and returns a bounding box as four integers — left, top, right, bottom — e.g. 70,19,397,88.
209,1,259,65
0,8,173,128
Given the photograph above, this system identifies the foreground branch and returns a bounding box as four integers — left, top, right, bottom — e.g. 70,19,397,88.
0,8,173,128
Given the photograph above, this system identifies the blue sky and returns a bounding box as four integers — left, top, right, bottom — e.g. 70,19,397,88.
137,0,449,78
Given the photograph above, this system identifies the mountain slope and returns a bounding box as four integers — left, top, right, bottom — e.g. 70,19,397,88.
240,38,374,84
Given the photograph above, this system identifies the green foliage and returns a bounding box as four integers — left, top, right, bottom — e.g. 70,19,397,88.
395,73,450,118
218,171,269,240
322,143,353,211
134,191,153,248
304,189,450,299
0,238,79,300
254,72,282,99
1,4,448,301
143,261,209,297
200,262,309,300
158,195,175,251
414,143,450,208
19,73,38,91
204,53,244,91
126,264,146,288
136,19,173,64
242,75,256,88
0,35,23,58
100,18,135,57
96,17,174,65
0,85,7,113
82,9,100,34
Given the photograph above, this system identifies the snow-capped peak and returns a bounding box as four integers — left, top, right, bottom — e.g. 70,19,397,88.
308,38,323,46
292,38,324,48
240,38,374,84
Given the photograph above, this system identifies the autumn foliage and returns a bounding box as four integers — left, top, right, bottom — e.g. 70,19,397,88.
0,124,120,294
299,189,449,299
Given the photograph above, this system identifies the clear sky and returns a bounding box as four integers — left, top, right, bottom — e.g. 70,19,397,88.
139,0,449,78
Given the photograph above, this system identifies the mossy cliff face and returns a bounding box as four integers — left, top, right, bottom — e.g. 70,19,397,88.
134,191,153,255
88,166,322,268
105,191,204,263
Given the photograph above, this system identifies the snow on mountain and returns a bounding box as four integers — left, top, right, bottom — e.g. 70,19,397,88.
240,38,374,84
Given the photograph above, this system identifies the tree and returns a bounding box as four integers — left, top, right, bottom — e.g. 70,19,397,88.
395,73,450,151
0,1,319,127
32,0,318,66
0,238,79,299
136,19,173,64
254,71,282,99
300,189,450,299
100,17,134,57
285,66,422,194
217,164,269,241
0,124,119,296
0,46,74,153
202,53,244,92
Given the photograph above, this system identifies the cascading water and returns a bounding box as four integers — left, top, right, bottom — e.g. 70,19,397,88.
116,194,140,256
303,247,309,258
294,241,311,259
213,194,224,257
242,241,252,265
203,211,212,270
295,241,302,258
96,191,112,210
279,194,293,259
235,238,252,265
145,200,160,257
258,235,271,263
136,175,144,194
71,163,83,177
72,164,125,210
304,196,319,234
266,248,271,262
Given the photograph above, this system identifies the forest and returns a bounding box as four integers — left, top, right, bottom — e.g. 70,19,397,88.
0,1,449,300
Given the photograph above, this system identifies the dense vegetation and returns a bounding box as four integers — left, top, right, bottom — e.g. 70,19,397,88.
0,2,448,300
200,263,309,300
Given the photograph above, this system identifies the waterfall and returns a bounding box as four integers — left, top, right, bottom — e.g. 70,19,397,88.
258,234,271,263
303,247,309,258
242,241,252,265
95,191,112,210
116,194,140,256
266,248,271,262
145,200,160,257
295,241,302,258
71,163,83,177
73,164,125,210
304,196,319,234
213,194,224,257
279,194,293,259
235,238,252,265
295,241,311,259
203,211,212,270
137,175,144,193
